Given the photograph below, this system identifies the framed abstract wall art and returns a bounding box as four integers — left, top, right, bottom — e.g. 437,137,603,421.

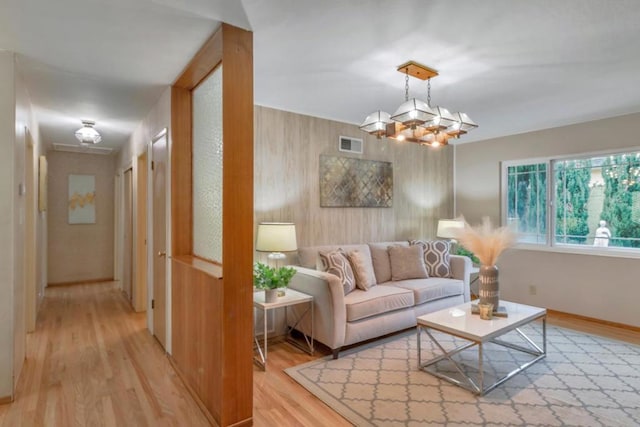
68,174,96,224
320,155,393,207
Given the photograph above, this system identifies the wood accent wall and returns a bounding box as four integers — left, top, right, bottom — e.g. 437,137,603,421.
170,24,253,427
254,106,453,254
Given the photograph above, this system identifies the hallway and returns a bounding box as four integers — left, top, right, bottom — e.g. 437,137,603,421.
0,282,208,427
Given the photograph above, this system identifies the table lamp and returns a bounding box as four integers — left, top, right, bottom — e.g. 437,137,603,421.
256,222,298,266
436,219,464,241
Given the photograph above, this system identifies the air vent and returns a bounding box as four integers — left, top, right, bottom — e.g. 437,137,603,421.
53,143,114,155
338,136,363,154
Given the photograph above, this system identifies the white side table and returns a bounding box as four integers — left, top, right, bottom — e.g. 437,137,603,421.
253,288,314,369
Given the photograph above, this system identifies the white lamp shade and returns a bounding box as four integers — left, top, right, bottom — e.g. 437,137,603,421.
436,219,464,239
256,222,297,252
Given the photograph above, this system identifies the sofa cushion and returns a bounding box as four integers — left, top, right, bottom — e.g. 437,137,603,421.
319,250,356,295
388,245,429,281
299,244,377,285
367,241,409,283
344,285,414,322
411,240,452,278
346,250,375,290
385,277,464,305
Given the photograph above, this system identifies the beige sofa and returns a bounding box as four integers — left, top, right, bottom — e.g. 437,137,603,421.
288,241,472,358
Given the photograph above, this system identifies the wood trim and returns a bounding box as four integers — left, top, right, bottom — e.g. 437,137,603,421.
170,86,192,256
47,278,114,287
0,395,13,405
173,27,223,90
547,309,640,333
167,355,218,427
172,255,222,279
227,418,253,427
220,24,254,427
170,23,253,427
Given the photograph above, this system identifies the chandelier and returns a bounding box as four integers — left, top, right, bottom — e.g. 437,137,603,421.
359,61,477,147
75,120,102,145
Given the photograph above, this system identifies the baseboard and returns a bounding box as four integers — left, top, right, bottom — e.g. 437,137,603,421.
167,355,219,426
547,309,640,333
47,277,114,287
227,418,253,427
0,395,13,405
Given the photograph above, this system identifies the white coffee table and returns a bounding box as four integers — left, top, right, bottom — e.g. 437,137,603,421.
417,300,546,395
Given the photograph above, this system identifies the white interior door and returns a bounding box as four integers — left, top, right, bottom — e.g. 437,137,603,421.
152,133,167,348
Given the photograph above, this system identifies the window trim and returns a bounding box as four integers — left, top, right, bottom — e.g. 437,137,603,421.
500,146,640,258
501,157,551,246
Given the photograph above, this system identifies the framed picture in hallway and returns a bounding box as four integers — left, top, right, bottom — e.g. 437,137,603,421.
68,174,96,224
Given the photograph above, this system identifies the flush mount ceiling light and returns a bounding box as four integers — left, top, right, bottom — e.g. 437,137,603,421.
74,120,102,145
359,61,477,147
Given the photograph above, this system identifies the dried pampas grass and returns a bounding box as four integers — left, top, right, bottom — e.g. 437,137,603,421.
454,217,515,266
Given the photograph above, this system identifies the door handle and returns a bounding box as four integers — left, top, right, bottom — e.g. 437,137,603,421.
158,251,166,257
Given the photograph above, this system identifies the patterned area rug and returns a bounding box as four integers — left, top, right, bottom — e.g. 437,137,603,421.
285,325,640,426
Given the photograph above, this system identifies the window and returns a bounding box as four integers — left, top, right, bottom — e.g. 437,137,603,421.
503,150,640,251
505,163,547,244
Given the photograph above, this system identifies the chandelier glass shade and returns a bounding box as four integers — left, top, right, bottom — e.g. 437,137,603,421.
391,98,436,129
75,120,102,145
360,61,477,147
359,110,394,138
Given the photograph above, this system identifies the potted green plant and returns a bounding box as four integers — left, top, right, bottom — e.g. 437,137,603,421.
253,262,296,303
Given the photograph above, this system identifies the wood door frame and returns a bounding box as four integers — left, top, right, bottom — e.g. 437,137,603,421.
113,173,122,284
122,168,134,303
133,151,148,312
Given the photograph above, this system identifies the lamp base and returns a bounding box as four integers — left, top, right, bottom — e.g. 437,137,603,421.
267,252,286,268
267,252,286,260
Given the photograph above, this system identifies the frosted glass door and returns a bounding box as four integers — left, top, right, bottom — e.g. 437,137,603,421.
192,66,223,262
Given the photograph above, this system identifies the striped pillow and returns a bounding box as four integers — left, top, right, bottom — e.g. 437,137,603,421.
319,249,356,295
410,240,452,278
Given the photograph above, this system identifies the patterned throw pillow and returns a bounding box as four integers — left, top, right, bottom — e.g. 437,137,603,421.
410,240,452,278
346,250,374,290
387,245,429,281
319,250,356,295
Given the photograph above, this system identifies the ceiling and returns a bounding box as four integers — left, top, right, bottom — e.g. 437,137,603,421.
2,0,640,150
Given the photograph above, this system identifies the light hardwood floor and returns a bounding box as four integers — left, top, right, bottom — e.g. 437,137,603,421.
0,282,209,427
2,282,638,426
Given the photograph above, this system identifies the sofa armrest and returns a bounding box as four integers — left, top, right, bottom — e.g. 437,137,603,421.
450,255,472,302
287,266,346,350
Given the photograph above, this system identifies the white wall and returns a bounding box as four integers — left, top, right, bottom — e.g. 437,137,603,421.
0,50,17,399
456,112,640,327
0,50,43,399
117,87,172,349
13,59,28,392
